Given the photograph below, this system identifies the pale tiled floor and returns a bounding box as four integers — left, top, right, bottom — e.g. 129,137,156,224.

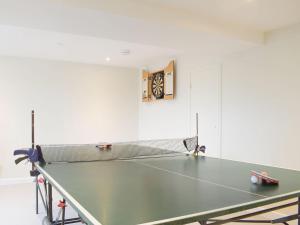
0,182,298,225
0,182,80,225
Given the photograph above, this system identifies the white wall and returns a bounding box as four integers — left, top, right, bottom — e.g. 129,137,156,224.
221,24,300,170
0,56,139,178
139,23,300,170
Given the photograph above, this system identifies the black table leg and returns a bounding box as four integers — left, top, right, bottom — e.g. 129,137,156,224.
35,176,39,214
48,183,53,223
62,199,66,225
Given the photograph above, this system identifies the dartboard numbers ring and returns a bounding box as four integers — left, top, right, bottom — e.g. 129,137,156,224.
151,72,164,99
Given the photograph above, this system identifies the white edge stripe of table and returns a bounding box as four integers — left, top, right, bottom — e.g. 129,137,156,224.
36,164,102,225
139,191,300,225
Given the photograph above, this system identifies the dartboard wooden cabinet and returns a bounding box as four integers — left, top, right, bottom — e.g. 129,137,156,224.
142,60,175,102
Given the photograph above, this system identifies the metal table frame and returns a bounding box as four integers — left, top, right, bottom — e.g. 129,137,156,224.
34,172,300,225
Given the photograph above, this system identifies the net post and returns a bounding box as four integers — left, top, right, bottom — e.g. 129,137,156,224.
31,110,35,170
196,112,199,147
31,110,39,214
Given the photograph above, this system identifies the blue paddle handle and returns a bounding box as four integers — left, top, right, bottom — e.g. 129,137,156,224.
14,149,29,156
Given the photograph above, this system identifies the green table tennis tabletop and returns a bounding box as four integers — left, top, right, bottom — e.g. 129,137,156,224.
37,155,300,225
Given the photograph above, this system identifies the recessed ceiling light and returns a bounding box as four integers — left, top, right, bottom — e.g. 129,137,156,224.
106,57,111,62
120,49,130,55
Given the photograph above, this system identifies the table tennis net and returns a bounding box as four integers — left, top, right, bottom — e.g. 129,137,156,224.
38,138,190,163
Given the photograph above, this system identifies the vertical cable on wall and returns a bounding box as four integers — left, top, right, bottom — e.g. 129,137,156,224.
218,64,223,159
188,72,192,137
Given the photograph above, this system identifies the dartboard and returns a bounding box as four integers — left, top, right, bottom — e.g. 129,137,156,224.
151,72,164,99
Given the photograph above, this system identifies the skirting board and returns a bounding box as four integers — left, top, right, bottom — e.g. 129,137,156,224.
0,177,34,186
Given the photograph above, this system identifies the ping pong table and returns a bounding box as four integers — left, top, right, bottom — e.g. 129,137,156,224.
34,143,300,225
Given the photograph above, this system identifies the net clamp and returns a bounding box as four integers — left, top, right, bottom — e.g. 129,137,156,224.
58,200,67,208
37,177,45,184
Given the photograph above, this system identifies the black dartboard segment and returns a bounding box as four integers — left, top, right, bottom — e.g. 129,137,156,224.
151,72,164,99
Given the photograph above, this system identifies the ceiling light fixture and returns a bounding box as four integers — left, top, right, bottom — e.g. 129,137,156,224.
106,57,111,62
